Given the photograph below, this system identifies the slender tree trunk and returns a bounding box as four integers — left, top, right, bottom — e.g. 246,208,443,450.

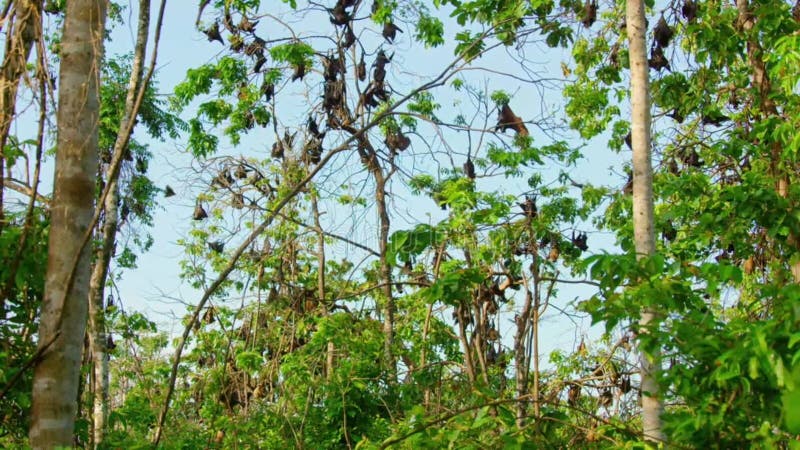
455,304,477,384
531,290,540,418
626,0,664,442
310,191,335,380
0,0,41,301
86,1,150,446
87,179,117,449
359,146,396,381
29,0,107,447
514,288,532,427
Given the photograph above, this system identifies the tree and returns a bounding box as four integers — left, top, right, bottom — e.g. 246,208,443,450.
86,0,155,445
566,0,800,444
12,0,800,446
0,0,40,243
29,1,107,446
626,0,664,441
148,0,607,446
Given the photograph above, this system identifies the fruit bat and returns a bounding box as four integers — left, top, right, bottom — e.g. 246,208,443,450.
203,22,224,44
322,55,341,81
271,141,284,158
291,62,307,81
682,0,697,22
648,45,670,71
329,2,351,26
230,37,244,53
323,79,345,110
464,156,475,179
743,256,756,274
245,38,265,56
304,138,323,164
239,16,258,32
307,115,323,138
342,24,356,49
254,55,267,73
654,16,674,48
361,91,379,109
261,81,275,101
193,203,208,220
373,50,391,83
135,156,147,173
212,170,234,188
164,185,176,197
519,195,537,218
668,109,684,123
284,130,296,148
620,376,631,393
666,158,680,175
208,241,225,253
356,54,367,81
373,82,390,101
496,103,529,137
383,21,403,43
582,0,597,28
235,165,248,179
568,385,581,406
232,192,245,209
681,148,701,167
572,231,588,251
385,131,410,152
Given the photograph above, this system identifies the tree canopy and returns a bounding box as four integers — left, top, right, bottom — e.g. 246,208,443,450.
2,0,800,447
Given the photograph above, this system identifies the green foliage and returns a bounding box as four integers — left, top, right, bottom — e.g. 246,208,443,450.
415,13,445,48
0,211,48,443
11,0,800,447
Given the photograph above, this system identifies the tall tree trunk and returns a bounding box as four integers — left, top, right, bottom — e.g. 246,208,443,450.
29,0,107,447
359,146,396,381
513,289,532,427
87,179,117,449
376,169,395,381
626,0,664,442
86,1,150,446
310,191,335,380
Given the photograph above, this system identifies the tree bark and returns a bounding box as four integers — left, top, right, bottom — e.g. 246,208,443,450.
86,1,150,446
87,178,117,449
626,0,665,442
310,190,335,380
0,0,41,305
359,146,396,381
29,0,107,447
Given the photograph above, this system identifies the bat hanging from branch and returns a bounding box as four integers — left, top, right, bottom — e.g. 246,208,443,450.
496,103,529,137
